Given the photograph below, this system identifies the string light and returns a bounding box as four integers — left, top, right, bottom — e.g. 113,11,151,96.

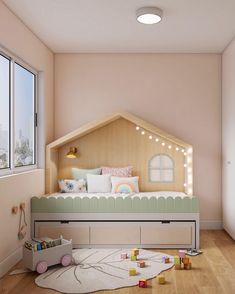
134,125,193,196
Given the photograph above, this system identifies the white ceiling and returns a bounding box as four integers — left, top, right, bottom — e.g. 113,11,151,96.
3,0,235,53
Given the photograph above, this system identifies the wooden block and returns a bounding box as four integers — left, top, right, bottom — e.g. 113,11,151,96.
174,256,181,265
139,279,147,288
157,274,165,284
129,268,137,276
182,257,190,265
121,253,128,259
162,256,170,264
131,255,137,261
175,264,181,270
178,250,186,258
131,248,139,256
184,262,192,270
137,261,145,268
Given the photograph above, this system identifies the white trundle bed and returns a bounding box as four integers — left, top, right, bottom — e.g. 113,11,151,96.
31,192,200,249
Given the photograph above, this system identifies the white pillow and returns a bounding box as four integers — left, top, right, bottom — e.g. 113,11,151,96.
58,179,86,193
111,176,139,193
87,174,112,193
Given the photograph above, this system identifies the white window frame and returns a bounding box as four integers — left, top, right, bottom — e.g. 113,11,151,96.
148,153,174,183
0,48,38,177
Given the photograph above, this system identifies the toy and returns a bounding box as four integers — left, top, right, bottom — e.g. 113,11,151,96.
121,253,128,259
139,278,147,288
131,255,137,261
184,262,192,270
129,268,137,276
174,264,181,270
23,236,72,274
137,261,145,268
182,257,189,265
174,256,181,265
162,256,170,263
178,250,186,259
131,248,139,256
157,274,165,284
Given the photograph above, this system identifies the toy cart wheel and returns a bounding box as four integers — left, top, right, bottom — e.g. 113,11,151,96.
61,254,72,267
36,261,48,274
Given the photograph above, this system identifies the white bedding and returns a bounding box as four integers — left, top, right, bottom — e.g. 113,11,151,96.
47,191,189,199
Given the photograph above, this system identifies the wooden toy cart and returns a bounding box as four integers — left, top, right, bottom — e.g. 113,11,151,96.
23,237,72,273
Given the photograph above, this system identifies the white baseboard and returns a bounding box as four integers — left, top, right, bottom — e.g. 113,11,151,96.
0,247,22,279
200,220,222,230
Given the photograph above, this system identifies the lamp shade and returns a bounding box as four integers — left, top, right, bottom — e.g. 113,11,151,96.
66,147,78,159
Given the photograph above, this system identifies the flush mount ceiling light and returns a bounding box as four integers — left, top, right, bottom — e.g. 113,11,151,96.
136,7,163,24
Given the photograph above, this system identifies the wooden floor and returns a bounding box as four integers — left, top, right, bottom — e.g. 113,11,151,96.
1,230,235,294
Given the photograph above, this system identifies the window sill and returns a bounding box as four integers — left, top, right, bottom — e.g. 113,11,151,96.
0,167,43,180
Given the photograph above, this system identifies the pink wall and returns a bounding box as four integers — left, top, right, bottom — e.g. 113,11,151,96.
55,53,222,224
0,2,54,276
222,38,235,238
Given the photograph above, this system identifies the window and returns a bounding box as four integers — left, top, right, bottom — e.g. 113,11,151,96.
149,154,174,182
0,52,37,175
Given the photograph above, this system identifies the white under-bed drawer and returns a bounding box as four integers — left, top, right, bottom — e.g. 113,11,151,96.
90,223,140,245
37,222,89,245
34,221,196,248
141,222,194,245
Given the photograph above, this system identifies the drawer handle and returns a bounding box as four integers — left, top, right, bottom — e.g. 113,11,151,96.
60,221,69,224
161,221,170,224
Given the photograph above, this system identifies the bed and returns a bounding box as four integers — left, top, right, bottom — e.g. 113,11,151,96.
31,192,199,249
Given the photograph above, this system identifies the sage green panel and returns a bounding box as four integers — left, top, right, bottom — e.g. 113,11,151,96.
158,197,166,213
31,195,199,213
166,197,174,212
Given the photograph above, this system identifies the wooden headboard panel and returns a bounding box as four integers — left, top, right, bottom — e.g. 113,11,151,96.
46,112,193,194
58,118,184,192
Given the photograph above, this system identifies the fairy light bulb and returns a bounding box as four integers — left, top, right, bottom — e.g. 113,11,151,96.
136,126,140,130
184,164,187,167
181,149,185,153
176,147,179,151
161,142,165,146
141,131,145,135
184,183,187,187
155,138,159,142
168,145,172,149
184,152,187,156
149,135,153,140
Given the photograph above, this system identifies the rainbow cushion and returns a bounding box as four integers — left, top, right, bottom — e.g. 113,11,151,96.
111,176,139,193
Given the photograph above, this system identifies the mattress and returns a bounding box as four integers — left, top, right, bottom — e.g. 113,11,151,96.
31,191,199,213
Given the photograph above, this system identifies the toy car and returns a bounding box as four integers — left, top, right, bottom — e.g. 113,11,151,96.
23,236,72,274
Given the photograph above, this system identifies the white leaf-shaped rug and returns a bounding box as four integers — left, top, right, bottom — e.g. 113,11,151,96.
35,248,173,294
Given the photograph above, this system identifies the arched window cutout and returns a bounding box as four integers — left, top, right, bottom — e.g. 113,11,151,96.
149,154,174,182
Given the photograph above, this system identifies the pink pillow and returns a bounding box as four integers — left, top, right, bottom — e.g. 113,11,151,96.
101,166,133,177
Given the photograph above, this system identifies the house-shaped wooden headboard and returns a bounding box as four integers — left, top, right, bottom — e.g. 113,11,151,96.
46,112,193,195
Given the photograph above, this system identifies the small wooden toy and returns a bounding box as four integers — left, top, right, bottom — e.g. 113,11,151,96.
162,256,170,263
139,278,147,288
174,264,181,270
182,257,190,265
131,255,137,261
178,250,186,259
137,261,145,268
131,248,139,256
184,262,192,270
121,253,128,259
157,274,165,284
174,256,181,265
129,268,137,276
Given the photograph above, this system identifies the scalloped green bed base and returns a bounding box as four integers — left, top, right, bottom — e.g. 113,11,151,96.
31,196,199,213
